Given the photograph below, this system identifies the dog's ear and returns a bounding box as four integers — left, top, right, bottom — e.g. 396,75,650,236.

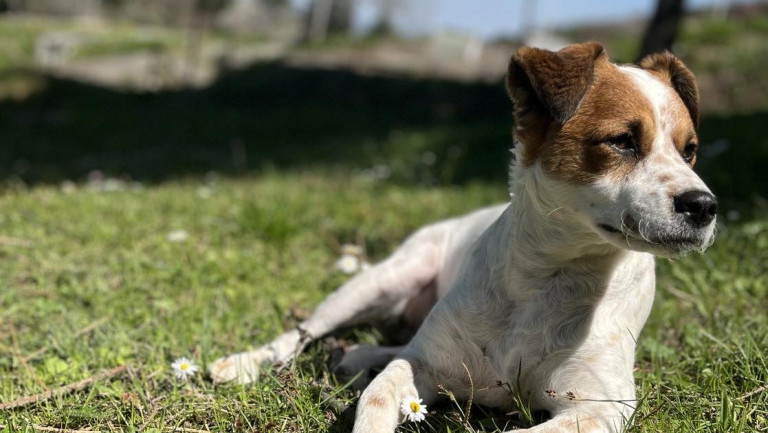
638,51,699,128
506,42,606,125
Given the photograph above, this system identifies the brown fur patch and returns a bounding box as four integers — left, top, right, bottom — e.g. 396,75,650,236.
657,174,672,183
507,42,606,166
540,61,655,183
364,395,387,408
609,333,621,345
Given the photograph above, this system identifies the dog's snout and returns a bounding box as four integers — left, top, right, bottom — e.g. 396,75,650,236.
673,190,717,227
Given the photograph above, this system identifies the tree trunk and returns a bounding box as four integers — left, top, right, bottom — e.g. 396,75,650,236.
301,0,352,43
637,0,686,61
328,0,352,34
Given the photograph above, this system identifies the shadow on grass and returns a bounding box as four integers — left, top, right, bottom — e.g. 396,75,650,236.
0,61,766,215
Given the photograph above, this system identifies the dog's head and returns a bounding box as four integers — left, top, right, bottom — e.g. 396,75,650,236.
507,42,716,257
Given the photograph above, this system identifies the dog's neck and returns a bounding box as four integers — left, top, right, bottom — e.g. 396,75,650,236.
504,160,625,299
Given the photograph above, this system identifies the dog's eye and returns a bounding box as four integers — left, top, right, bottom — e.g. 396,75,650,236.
681,141,697,163
606,133,637,157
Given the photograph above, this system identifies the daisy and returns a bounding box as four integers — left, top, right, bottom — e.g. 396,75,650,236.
170,357,199,380
167,229,189,243
336,244,372,275
335,254,360,274
400,395,427,423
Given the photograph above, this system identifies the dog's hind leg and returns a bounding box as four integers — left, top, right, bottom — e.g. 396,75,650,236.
208,225,446,384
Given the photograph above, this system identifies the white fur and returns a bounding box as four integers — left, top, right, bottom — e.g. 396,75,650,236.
208,61,717,433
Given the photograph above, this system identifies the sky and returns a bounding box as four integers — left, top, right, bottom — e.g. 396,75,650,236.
330,0,755,40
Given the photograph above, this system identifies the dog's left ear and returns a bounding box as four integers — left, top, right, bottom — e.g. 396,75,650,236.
638,51,699,128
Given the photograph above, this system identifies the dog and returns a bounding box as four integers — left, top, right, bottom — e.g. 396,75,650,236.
208,42,717,432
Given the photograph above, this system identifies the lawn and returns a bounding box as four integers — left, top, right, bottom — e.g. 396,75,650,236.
0,169,766,433
1,8,768,433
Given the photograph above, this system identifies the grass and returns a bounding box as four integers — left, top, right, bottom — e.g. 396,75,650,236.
0,170,767,432
0,8,767,433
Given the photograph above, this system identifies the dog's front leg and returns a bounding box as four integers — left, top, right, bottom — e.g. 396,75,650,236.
507,404,630,433
353,356,435,433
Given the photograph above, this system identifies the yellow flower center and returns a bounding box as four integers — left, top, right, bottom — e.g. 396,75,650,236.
409,402,420,413
180,363,188,371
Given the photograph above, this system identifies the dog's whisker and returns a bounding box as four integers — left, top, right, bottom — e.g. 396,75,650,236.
545,206,564,220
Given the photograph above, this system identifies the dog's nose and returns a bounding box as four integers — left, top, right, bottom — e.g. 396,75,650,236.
673,190,718,227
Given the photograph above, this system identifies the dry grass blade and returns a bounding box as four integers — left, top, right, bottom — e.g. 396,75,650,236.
461,361,474,424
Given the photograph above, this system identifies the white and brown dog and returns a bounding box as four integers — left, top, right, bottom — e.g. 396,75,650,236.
209,42,717,432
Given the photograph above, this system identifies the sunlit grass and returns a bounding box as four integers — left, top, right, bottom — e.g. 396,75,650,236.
0,172,766,432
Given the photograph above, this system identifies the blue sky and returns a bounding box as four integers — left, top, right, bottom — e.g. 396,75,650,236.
343,0,754,40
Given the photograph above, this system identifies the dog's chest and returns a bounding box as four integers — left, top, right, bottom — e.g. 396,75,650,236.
463,257,655,408
490,270,605,358
458,267,623,404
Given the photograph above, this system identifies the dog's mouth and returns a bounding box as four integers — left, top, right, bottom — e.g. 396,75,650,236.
598,213,640,237
597,216,705,254
598,223,621,234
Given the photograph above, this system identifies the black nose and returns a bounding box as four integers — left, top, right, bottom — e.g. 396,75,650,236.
673,190,718,227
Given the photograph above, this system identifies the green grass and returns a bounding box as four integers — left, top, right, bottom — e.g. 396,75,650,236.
0,172,766,432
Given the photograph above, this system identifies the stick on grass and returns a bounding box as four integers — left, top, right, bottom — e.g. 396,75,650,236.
0,364,128,410
738,382,768,401
0,424,95,433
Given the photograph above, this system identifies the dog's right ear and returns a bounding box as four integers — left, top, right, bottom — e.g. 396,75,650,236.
506,42,606,158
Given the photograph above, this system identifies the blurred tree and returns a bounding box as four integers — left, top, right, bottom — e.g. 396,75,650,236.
370,0,404,36
185,0,231,83
197,0,229,14
328,0,352,34
637,0,686,61
302,0,354,42
102,0,125,9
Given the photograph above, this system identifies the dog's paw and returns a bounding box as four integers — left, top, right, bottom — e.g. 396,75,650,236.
207,349,274,384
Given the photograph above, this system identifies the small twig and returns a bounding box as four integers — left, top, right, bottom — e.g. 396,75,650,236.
165,426,212,433
634,403,665,423
0,236,33,247
0,364,128,410
22,316,110,363
738,383,768,401
0,424,95,433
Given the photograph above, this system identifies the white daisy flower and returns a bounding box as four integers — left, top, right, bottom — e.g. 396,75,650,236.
400,395,427,423
167,230,189,243
335,254,360,274
170,357,199,380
